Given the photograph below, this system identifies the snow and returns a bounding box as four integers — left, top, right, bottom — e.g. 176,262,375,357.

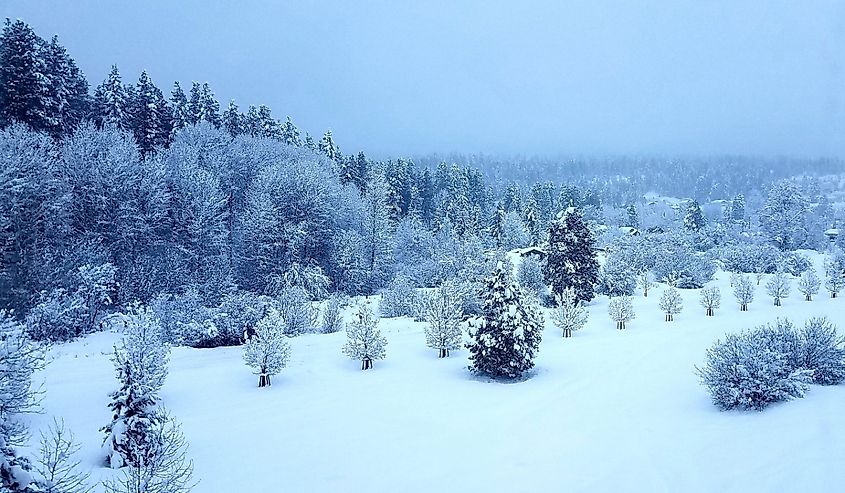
23,252,845,492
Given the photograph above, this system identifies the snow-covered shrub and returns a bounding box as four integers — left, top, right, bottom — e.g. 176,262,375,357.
467,261,543,379
715,244,780,275
149,288,217,346
699,287,721,316
1,310,44,492
653,247,715,289
103,411,194,493
277,287,319,336
796,317,845,385
824,251,845,298
797,269,821,301
597,253,636,297
343,305,387,370
781,253,811,277
516,257,545,298
607,296,635,330
102,303,169,469
379,274,419,318
450,277,483,318
696,326,812,411
659,286,683,322
420,283,463,358
25,288,83,342
214,291,277,345
73,263,118,334
271,262,331,301
765,271,791,306
243,307,291,387
551,287,588,338
732,274,755,311
321,296,345,334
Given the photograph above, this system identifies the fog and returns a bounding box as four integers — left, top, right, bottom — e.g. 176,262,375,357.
6,0,845,157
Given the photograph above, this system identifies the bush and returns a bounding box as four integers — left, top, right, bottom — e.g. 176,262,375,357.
277,287,319,336
379,274,419,318
797,317,845,385
696,325,812,411
782,253,811,277
321,296,345,334
715,244,781,274
214,291,277,346
653,248,715,288
26,288,82,342
149,288,218,346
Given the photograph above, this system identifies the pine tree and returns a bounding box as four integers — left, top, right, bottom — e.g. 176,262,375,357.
543,208,599,303
169,82,190,135
342,305,387,370
0,20,49,132
93,65,128,129
129,71,171,156
625,204,639,229
102,304,169,469
318,129,341,162
607,296,635,330
683,200,706,232
699,286,721,316
797,269,820,301
281,116,300,146
222,100,243,137
467,261,543,379
552,287,588,338
420,283,463,357
522,198,540,245
765,271,791,306
659,286,683,322
243,307,291,387
824,251,845,298
731,194,746,224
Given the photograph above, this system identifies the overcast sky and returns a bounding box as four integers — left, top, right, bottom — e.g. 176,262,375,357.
6,1,845,157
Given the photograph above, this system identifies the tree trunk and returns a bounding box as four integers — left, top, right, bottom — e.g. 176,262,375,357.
363,357,372,370
706,308,713,316
258,374,270,387
774,298,780,306
833,292,838,299
740,304,747,311
805,295,811,301
564,328,571,338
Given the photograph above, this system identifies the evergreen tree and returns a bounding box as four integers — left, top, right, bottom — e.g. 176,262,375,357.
625,204,640,229
0,20,49,132
318,129,341,162
467,261,543,379
731,193,746,224
93,65,128,129
543,208,599,303
683,200,706,232
128,71,171,156
490,202,506,248
42,35,89,136
824,251,845,298
169,82,190,135
222,100,243,136
342,305,387,370
522,198,540,245
280,116,300,146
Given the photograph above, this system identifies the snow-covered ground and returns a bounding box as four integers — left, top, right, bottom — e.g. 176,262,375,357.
26,253,845,492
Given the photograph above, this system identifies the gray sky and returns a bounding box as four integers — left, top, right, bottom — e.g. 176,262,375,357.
6,0,845,157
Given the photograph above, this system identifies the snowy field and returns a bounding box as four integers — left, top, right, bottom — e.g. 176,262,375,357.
27,253,845,493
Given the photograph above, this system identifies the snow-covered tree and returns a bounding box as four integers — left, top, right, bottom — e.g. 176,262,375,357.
683,200,706,232
543,208,599,303
598,253,636,297
637,270,654,297
243,307,291,388
321,296,344,334
102,304,170,469
659,286,683,322
467,261,543,379
824,251,845,298
765,271,791,306
733,274,755,311
607,296,635,330
699,286,721,316
759,180,809,250
551,287,588,338
103,412,194,493
420,283,463,357
516,256,545,298
797,269,821,302
343,305,387,370
379,274,419,318
35,419,92,493
1,310,43,492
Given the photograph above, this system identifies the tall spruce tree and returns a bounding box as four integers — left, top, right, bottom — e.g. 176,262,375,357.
169,81,190,134
93,65,128,129
222,100,243,136
467,261,543,379
543,207,599,303
0,20,49,132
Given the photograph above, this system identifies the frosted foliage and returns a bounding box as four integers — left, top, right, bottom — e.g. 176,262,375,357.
516,257,545,297
420,283,463,357
343,305,387,369
797,270,820,301
379,275,419,318
797,317,845,385
243,308,291,382
824,252,845,297
732,274,755,310
607,296,635,329
551,287,588,337
658,287,683,321
699,287,721,315
765,272,791,306
467,262,544,379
